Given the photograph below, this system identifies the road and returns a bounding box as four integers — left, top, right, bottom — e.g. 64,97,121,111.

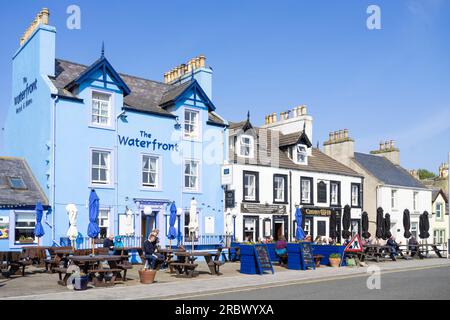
180,265,450,300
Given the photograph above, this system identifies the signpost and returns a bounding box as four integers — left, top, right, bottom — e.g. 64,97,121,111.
344,234,363,253
253,244,274,274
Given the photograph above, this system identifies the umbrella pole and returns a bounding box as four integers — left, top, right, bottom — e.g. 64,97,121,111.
92,238,95,256
169,239,172,250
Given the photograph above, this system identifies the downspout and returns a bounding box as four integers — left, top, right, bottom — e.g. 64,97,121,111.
289,170,292,242
51,95,58,244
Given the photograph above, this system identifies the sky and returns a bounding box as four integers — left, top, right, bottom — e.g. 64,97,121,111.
0,0,449,172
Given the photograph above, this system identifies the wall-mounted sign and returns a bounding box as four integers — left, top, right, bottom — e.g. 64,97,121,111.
225,190,235,209
241,203,286,215
14,78,38,114
118,131,179,152
303,207,340,217
0,216,10,239
221,165,232,185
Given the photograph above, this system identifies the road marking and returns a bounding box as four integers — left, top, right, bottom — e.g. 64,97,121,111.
164,264,450,300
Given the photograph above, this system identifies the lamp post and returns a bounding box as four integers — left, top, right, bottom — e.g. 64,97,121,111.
232,214,236,242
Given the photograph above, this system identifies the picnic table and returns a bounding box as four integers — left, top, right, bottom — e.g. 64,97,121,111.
399,243,446,259
0,251,32,277
170,249,224,277
55,254,130,287
363,244,397,262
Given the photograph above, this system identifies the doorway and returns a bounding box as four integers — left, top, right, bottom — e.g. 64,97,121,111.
273,216,289,241
243,216,259,242
314,217,329,240
141,210,159,244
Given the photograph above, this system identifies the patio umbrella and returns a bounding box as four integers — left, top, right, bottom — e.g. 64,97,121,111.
295,207,306,240
124,208,134,236
34,201,45,246
376,207,384,239
168,202,177,249
361,211,371,239
419,211,430,240
341,205,351,239
329,210,337,240
188,198,198,251
403,209,411,239
383,213,392,240
66,204,78,250
88,190,100,255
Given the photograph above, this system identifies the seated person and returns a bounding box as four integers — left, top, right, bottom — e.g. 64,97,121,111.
386,236,401,256
408,236,418,257
314,236,323,245
275,236,288,266
328,238,335,245
304,235,313,242
143,234,164,270
103,234,115,255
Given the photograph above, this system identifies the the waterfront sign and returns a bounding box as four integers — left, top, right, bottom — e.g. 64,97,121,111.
118,130,179,152
14,78,38,114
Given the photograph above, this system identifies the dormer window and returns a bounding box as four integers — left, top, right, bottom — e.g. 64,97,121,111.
295,144,308,165
238,135,254,158
92,92,111,126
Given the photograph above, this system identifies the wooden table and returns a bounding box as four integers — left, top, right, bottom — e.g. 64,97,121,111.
399,244,446,259
363,245,396,262
171,251,222,277
56,255,128,287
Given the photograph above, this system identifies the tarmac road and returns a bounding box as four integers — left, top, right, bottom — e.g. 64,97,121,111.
181,264,450,300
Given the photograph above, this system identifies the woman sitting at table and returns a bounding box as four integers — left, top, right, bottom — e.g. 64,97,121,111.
314,236,323,245
275,235,288,266
143,234,164,270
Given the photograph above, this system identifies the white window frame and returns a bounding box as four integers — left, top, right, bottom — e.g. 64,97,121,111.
413,192,419,211
183,108,200,140
433,229,446,244
274,176,285,203
331,182,339,206
90,148,113,188
141,154,162,190
184,159,200,192
14,211,37,245
98,208,111,239
435,202,443,221
90,90,114,129
301,179,312,204
391,189,398,210
411,222,418,238
351,184,360,207
244,173,257,201
238,135,254,158
295,144,308,165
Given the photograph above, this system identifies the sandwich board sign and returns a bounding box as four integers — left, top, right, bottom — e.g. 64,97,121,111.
345,234,363,253
254,244,274,274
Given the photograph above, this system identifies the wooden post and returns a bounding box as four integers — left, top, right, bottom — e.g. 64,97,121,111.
92,238,95,256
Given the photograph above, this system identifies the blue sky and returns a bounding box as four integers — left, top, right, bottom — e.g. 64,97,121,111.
0,0,449,172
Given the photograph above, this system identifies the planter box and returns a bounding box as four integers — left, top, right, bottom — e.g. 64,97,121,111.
311,245,346,266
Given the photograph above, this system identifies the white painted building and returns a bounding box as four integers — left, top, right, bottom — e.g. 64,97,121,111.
324,133,432,245
223,107,364,243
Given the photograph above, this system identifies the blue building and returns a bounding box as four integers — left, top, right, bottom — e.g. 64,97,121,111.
2,9,228,250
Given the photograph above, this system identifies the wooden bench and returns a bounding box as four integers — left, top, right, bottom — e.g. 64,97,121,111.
207,248,225,275
87,268,122,287
169,262,198,277
8,252,32,276
117,261,133,281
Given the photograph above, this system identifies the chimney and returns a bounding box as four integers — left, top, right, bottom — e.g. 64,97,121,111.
163,55,213,100
370,140,400,165
262,104,313,143
323,129,355,167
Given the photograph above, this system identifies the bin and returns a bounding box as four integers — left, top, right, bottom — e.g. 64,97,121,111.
74,275,89,291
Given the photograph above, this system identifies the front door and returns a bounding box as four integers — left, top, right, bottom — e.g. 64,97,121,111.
273,216,289,241
141,210,159,244
315,217,329,240
243,216,259,242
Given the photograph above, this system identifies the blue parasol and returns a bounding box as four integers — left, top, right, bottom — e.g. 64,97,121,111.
88,190,100,255
168,202,177,241
34,201,45,240
295,207,306,240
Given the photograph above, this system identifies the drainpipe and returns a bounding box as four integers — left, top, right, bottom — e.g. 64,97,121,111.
51,95,58,244
289,170,292,242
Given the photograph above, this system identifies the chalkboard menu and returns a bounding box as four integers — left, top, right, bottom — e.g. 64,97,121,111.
300,242,315,270
254,244,274,274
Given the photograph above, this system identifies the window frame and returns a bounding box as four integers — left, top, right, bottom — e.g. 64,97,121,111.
141,154,162,190
351,183,361,208
238,134,255,158
413,191,419,211
98,208,111,239
300,177,314,205
391,189,398,210
435,202,444,221
317,181,327,204
295,144,308,165
183,108,201,141
14,211,37,245
90,90,114,129
90,148,113,188
330,181,341,206
183,159,200,192
273,174,288,204
243,171,259,203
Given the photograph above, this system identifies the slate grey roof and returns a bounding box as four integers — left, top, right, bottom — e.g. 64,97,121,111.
228,123,362,178
51,59,225,124
354,152,427,189
0,157,48,208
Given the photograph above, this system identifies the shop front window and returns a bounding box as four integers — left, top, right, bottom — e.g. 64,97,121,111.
244,217,257,242
98,209,110,239
15,212,36,244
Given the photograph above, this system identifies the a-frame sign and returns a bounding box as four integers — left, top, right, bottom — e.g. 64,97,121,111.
345,234,364,253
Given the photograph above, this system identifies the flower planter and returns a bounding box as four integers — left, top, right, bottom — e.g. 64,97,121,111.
239,244,258,274
265,243,278,262
311,245,347,266
287,243,302,270
329,257,341,267
138,269,157,284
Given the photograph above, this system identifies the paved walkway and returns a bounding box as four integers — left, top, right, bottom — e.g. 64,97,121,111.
2,258,449,300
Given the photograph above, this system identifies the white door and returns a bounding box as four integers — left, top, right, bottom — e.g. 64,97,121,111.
314,217,329,240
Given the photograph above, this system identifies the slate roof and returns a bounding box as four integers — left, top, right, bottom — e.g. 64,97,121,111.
229,123,361,178
0,157,49,208
354,152,427,189
51,59,226,125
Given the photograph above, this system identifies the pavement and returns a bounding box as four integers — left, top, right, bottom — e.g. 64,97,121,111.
1,257,449,300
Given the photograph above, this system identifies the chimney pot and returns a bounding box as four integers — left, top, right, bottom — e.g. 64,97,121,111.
384,141,390,151
344,129,349,139
272,113,277,123
199,55,206,68
329,132,334,142
334,131,339,141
